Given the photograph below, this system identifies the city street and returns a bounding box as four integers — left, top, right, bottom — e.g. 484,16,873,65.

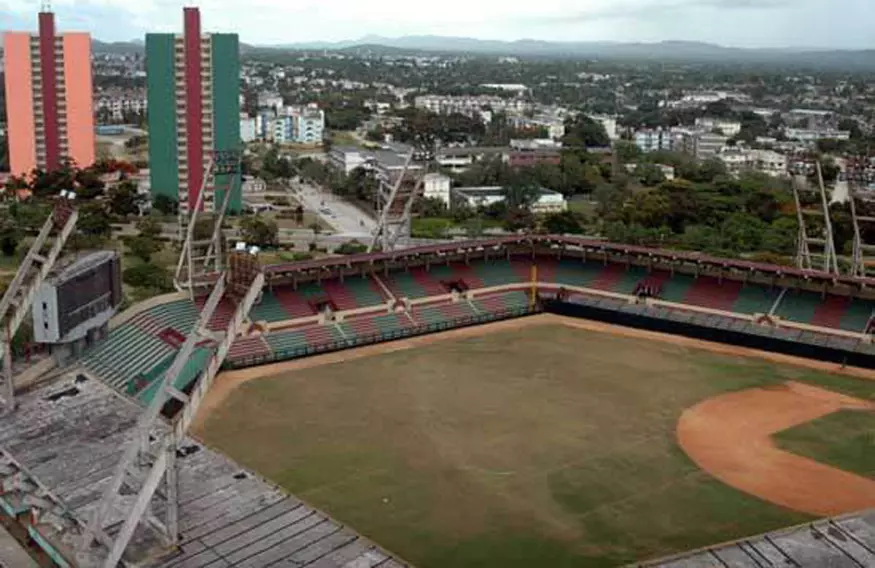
289,180,377,240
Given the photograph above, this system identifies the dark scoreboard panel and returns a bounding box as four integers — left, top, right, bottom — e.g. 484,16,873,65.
55,255,122,339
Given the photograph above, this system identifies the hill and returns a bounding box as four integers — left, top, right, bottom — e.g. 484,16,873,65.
89,34,875,70
268,36,875,69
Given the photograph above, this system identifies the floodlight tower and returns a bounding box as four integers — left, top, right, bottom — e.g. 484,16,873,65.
76,241,264,567
847,154,875,277
370,141,435,252
792,159,839,274
174,149,242,298
0,190,78,412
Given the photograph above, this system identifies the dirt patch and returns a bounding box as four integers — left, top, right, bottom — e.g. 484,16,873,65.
677,381,875,517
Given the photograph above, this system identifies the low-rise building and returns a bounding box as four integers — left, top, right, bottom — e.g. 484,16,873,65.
422,173,452,205
634,128,677,153
329,147,372,174
94,89,148,122
240,114,257,143
590,115,619,141
678,130,728,160
452,186,567,214
785,128,851,142
695,117,742,137
718,148,788,178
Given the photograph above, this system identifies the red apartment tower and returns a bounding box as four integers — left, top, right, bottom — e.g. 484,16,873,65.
3,11,95,176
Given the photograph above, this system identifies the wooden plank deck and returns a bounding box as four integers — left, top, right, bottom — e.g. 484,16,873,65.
0,372,400,568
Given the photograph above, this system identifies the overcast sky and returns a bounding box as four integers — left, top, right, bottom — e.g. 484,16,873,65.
0,0,872,48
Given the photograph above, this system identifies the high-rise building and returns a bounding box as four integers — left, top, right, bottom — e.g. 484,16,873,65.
3,11,95,177
146,7,241,214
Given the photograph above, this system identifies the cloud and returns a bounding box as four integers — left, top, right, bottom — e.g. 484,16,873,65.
0,0,871,48
538,0,795,25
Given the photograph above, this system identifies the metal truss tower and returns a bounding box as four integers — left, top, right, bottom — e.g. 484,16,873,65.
0,192,78,412
792,161,839,274
174,149,242,298
847,155,875,278
370,144,435,253
76,248,265,568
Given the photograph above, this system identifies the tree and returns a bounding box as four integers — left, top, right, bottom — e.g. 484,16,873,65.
563,116,610,149
839,118,863,140
152,194,179,216
0,135,8,173
614,141,641,164
335,240,367,255
239,215,279,248
74,167,106,200
136,216,162,239
77,203,113,237
415,197,449,218
123,264,173,291
543,210,584,235
0,217,18,257
107,180,145,217
128,235,162,262
502,181,540,211
634,164,667,187
504,207,536,233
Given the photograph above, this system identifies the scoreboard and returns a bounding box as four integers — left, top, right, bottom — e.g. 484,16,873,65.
33,251,123,344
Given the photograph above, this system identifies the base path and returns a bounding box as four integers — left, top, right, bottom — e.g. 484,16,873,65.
678,381,875,517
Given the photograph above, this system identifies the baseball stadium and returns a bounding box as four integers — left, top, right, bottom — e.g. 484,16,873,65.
4,196,875,567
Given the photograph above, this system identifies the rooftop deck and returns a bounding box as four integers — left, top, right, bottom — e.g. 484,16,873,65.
644,512,875,567
0,371,401,568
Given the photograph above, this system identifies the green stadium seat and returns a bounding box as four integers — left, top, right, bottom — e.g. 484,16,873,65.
774,289,821,325
732,285,780,315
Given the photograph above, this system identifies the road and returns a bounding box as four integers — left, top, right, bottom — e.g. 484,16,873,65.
832,158,850,204
288,180,377,240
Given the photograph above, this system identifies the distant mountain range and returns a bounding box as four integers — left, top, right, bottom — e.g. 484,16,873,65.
91,35,875,70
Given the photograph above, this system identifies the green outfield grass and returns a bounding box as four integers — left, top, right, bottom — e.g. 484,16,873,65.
197,323,875,568
775,409,875,479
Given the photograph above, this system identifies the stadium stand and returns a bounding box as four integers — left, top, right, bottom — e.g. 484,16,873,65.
79,236,875,403
19,235,875,567
776,289,875,332
321,276,387,310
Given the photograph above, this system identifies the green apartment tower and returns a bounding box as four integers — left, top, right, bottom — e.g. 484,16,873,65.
146,7,241,214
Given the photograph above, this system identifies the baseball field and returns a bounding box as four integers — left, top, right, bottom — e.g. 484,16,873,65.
195,315,875,568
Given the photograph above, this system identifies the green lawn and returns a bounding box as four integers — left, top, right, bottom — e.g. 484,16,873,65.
198,324,875,568
775,409,875,479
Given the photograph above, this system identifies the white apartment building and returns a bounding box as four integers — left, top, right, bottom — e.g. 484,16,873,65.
414,94,532,118
590,115,619,141
452,186,567,214
719,149,788,178
436,153,474,173
695,117,742,137
240,115,257,143
422,173,452,205
329,148,372,174
95,93,148,121
257,92,284,112
634,128,677,153
785,128,851,142
509,116,565,140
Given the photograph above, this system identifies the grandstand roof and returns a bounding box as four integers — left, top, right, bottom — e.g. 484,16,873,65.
264,235,875,289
